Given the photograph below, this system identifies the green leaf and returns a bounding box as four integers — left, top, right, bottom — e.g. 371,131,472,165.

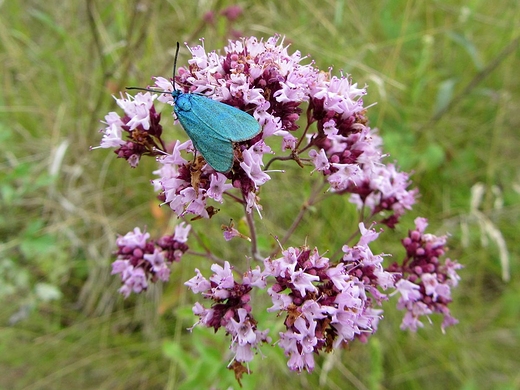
447,32,484,71
28,9,66,38
433,78,456,117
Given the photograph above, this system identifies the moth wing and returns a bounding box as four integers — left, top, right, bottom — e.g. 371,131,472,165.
194,135,234,173
174,96,234,172
174,94,261,172
188,95,261,142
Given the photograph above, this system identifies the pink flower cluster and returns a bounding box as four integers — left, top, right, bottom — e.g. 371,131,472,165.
187,219,462,372
97,92,164,168
97,35,416,226
187,224,394,372
111,224,191,297
389,218,463,332
265,223,392,372
185,262,270,364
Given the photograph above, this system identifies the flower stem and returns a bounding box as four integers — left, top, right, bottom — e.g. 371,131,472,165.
271,179,327,257
244,195,262,262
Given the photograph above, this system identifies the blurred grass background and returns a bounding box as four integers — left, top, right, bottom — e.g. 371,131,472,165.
1,0,519,389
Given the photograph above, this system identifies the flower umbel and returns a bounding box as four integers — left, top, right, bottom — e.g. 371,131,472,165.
388,218,462,332
185,262,271,367
111,225,190,297
98,36,417,222
263,224,393,372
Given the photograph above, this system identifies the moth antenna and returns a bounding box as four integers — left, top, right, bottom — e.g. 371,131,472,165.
126,87,170,94
172,42,180,92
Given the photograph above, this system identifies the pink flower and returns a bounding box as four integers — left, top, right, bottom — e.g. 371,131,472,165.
116,227,150,249
309,149,330,172
290,270,319,296
210,261,234,290
240,147,271,188
174,222,191,243
98,122,125,148
267,288,293,312
185,269,211,293
207,173,233,203
229,308,257,346
395,279,421,302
